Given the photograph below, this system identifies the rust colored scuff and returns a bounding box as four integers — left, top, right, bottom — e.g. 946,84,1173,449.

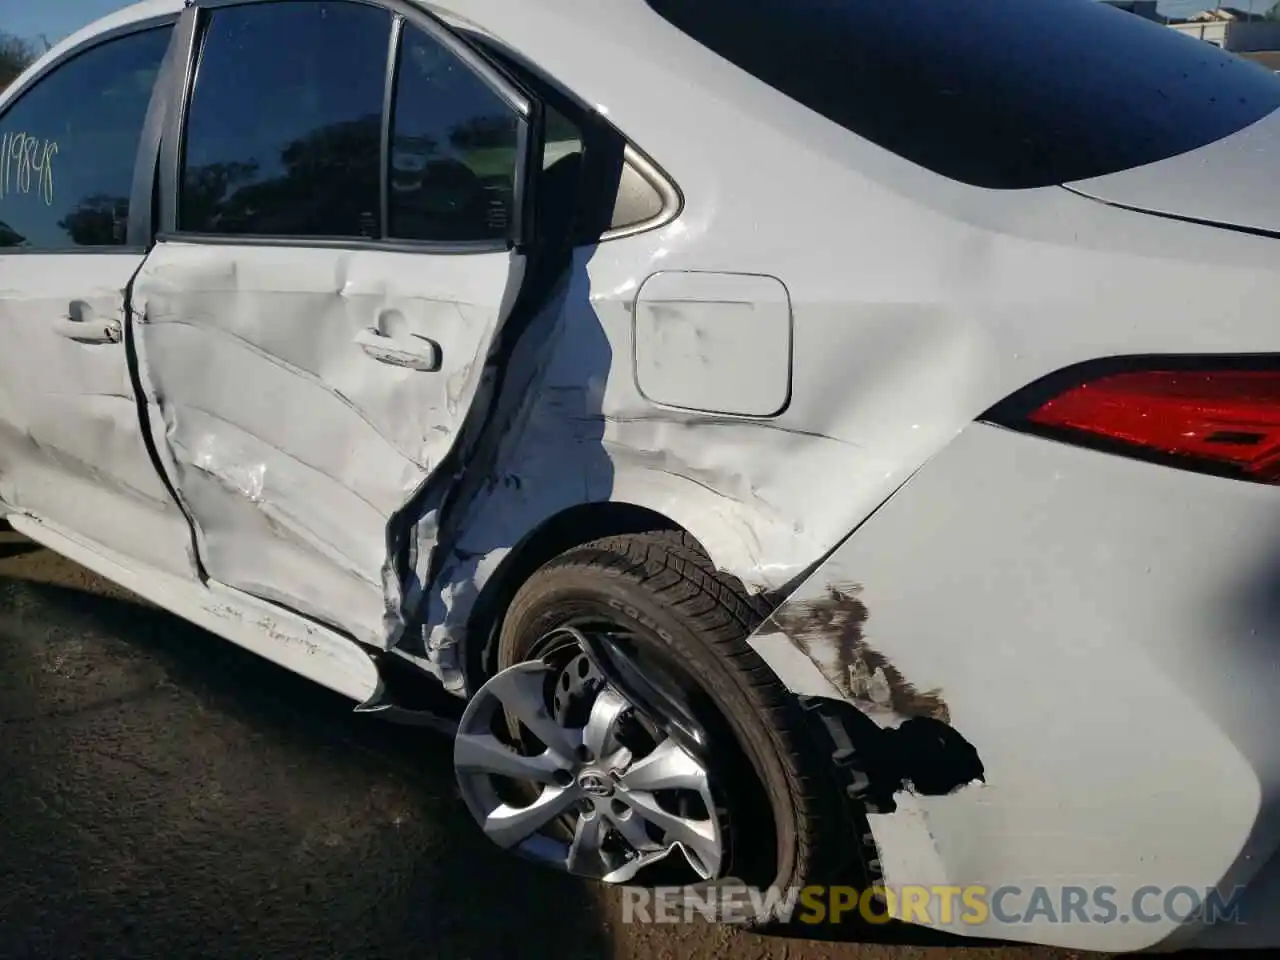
760,583,951,724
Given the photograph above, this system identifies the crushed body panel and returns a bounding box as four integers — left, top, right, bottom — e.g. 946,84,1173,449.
128,241,525,648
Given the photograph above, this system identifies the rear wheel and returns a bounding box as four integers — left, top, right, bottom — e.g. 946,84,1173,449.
453,531,851,896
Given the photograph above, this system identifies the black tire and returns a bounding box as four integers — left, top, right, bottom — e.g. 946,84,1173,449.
496,529,853,895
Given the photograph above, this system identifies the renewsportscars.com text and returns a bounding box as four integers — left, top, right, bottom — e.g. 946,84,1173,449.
621,883,1247,927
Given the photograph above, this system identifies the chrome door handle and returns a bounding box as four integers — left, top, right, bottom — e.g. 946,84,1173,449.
354,327,442,372
54,301,121,344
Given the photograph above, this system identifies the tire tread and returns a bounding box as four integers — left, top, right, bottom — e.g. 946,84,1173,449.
537,529,849,888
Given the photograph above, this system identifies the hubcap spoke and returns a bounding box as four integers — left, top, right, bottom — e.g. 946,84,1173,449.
619,737,708,793
623,790,721,878
583,687,629,760
566,811,607,875
484,665,577,760
454,733,567,785
483,785,581,849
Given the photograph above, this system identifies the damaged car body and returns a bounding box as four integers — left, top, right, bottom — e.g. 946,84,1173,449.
6,0,1280,951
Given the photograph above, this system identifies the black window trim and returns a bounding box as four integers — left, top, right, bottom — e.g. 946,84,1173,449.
158,0,539,256
379,14,405,241
0,13,182,256
457,27,683,245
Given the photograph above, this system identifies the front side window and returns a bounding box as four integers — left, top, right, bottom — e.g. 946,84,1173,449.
179,1,391,238
0,26,172,250
647,0,1280,189
388,25,521,243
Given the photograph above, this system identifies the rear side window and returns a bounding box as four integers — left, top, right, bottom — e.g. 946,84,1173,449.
388,24,521,243
0,27,172,250
646,0,1280,189
179,1,391,237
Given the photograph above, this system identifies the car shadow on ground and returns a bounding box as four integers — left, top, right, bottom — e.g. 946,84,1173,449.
0,538,40,560
0,517,40,559
0,570,616,960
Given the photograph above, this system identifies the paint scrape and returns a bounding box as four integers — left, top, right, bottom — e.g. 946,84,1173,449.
759,583,951,724
763,584,983,813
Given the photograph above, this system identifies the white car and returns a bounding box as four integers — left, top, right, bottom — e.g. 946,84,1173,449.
3,0,1280,951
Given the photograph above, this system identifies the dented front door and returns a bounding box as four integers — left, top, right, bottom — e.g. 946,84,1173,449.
0,22,194,578
128,2,533,648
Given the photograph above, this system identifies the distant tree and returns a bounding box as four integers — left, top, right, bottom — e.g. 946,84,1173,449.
1267,1,1280,19
448,115,515,153
0,32,38,90
57,194,130,246
179,160,261,231
0,218,25,247
183,116,383,235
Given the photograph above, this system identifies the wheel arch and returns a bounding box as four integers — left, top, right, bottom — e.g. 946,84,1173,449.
462,501,686,693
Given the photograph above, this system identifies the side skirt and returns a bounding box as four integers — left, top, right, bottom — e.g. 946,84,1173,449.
6,513,380,703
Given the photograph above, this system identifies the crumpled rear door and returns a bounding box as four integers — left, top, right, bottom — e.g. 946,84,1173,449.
131,0,538,649
131,242,526,648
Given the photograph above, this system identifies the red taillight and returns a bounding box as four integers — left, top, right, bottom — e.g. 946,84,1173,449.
1023,369,1280,482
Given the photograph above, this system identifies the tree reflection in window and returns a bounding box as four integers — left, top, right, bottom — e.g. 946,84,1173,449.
181,116,381,237
176,1,388,238
387,25,520,243
0,26,170,250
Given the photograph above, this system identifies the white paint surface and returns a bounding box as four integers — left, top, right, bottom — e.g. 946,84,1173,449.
6,513,379,703
771,425,1279,951
130,241,524,648
633,271,792,417
1068,105,1280,234
4,0,1280,951
0,253,194,581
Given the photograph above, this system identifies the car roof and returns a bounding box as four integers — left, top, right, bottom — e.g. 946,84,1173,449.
38,0,645,118
68,0,185,43
71,0,581,40
45,0,572,65
77,0,637,49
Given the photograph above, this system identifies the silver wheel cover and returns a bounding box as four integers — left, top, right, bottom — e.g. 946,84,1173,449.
454,639,724,884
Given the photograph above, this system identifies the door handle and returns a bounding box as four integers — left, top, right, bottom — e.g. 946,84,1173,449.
54,302,121,345
355,327,441,372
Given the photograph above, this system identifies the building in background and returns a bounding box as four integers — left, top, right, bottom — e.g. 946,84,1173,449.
1099,5,1280,74
1099,1,1168,21
1168,8,1279,44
